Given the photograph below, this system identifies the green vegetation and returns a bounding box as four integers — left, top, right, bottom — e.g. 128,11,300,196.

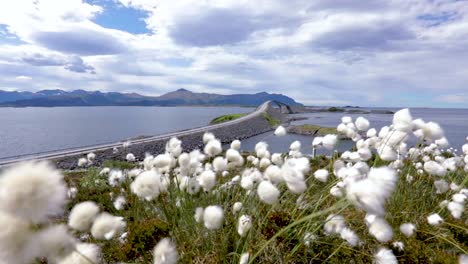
288,124,338,135
327,106,345,112
59,154,467,263
262,112,281,127
102,160,138,170
210,113,246,124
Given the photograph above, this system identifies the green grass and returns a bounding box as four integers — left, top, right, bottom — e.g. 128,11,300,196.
60,153,467,264
288,124,338,135
210,113,247,124
262,112,281,127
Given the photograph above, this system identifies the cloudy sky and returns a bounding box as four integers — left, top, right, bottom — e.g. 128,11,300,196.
0,0,467,107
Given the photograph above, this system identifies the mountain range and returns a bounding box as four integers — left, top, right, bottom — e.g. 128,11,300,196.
0,88,302,107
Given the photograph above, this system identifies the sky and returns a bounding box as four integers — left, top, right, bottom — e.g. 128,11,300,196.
0,0,467,108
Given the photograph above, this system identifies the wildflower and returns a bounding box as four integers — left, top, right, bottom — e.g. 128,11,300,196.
303,232,316,247
231,139,241,150
213,157,228,172
91,212,126,240
0,211,38,264
166,137,182,157
68,201,100,232
427,213,444,226
342,116,352,124
99,167,110,175
153,154,174,169
257,180,280,205
232,202,243,214
203,132,215,144
67,187,78,199
259,158,271,169
203,205,224,230
367,128,377,137
153,238,178,264
324,214,346,235
204,139,222,157
323,134,338,150
87,152,96,161
0,161,67,223
57,243,101,264
355,117,370,131
459,254,468,264
314,169,329,182
369,217,393,242
126,153,136,162
448,202,464,219
346,167,397,216
400,223,416,237
290,140,301,152
194,207,204,223
423,122,444,141
264,165,283,184
108,169,125,187
378,146,398,161
340,227,360,247
274,125,287,136
113,196,126,210
131,170,163,201
199,170,217,192
237,215,252,237
77,157,88,167
453,193,467,204
36,224,77,262
374,247,397,264
393,108,413,132
424,161,446,176
240,252,249,264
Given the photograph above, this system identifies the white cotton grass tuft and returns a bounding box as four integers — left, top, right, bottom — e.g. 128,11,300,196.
126,153,136,162
199,170,217,192
427,213,444,226
91,212,126,240
339,227,360,247
78,157,88,167
274,125,287,136
232,202,243,214
203,132,215,144
203,205,224,230
68,201,100,232
434,180,449,194
257,180,281,205
36,224,77,262
374,247,398,264
400,223,416,237
153,238,178,264
368,217,393,242
322,134,338,150
424,161,446,176
393,108,413,132
204,139,222,157
0,161,67,223
448,202,464,219
324,214,346,235
355,117,370,131
237,215,252,237
346,167,397,216
231,139,241,150
131,170,164,201
87,152,96,161
314,169,329,182
113,195,126,210
57,243,101,264
239,252,250,264
0,211,38,264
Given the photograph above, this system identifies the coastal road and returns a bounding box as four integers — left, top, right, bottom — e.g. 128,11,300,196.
0,101,271,167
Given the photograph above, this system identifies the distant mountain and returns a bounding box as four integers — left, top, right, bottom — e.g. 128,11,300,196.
0,88,302,107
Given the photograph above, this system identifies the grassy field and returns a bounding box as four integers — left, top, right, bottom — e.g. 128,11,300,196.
288,124,338,136
210,114,247,124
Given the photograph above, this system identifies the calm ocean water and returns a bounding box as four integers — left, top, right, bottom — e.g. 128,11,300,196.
0,106,466,159
0,106,253,159
241,108,468,154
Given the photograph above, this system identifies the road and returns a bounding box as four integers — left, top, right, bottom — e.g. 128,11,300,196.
0,101,271,167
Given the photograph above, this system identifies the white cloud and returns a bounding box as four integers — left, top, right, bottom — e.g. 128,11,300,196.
0,0,466,107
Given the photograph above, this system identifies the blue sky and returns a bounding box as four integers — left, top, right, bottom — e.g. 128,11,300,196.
0,0,467,108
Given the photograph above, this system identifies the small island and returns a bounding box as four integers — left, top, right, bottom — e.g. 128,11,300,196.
287,124,338,136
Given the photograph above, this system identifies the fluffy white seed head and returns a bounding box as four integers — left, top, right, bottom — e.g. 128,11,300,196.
0,211,38,264
204,139,222,157
77,157,88,167
322,134,338,150
393,108,413,132
126,153,136,162
369,217,393,242
91,212,126,240
232,202,243,214
314,169,329,182
0,161,67,223
153,238,178,264
355,117,370,131
237,215,252,237
274,125,287,136
264,165,283,184
57,243,101,264
434,180,449,194
240,252,249,264
424,161,446,177
36,224,77,262
199,170,217,192
324,214,346,235
194,207,204,223
427,213,444,226
374,247,397,264
68,201,100,232
203,205,224,230
213,157,228,172
131,170,163,201
203,132,215,144
448,202,464,219
339,227,360,247
400,223,416,237
257,181,280,205
113,196,126,210
231,140,241,150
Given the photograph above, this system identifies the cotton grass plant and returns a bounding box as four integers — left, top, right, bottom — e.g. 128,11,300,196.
0,109,467,263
